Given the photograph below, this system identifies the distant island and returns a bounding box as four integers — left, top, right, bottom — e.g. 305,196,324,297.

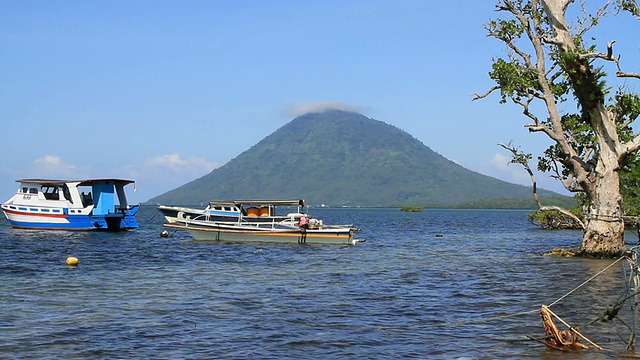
400,206,423,212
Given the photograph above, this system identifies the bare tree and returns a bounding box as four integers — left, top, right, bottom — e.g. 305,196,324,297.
474,0,640,257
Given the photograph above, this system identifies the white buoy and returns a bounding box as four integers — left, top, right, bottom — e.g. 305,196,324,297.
66,257,79,266
160,230,169,238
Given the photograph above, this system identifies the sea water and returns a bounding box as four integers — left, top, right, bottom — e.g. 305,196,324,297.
0,206,637,359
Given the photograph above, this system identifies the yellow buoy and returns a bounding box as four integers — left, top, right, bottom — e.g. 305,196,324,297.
66,257,79,266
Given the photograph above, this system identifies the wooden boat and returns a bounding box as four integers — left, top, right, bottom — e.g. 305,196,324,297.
164,220,362,245
161,199,362,245
1,178,139,231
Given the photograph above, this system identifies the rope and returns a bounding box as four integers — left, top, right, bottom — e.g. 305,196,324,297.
585,213,625,222
547,255,626,307
145,209,161,223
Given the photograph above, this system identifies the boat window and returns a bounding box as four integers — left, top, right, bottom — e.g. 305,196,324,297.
29,187,38,194
41,186,60,200
21,187,28,193
81,192,92,206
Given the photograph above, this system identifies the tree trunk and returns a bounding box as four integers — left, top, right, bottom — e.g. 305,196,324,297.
576,152,627,257
579,220,626,258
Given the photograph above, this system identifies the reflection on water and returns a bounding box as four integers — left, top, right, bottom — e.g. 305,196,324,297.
0,207,638,359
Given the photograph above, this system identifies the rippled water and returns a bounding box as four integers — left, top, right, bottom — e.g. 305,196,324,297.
2,206,640,359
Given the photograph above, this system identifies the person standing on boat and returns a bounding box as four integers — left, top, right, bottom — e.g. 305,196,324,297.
299,215,309,230
299,215,309,243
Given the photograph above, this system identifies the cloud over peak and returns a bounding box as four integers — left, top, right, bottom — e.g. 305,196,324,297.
283,101,365,117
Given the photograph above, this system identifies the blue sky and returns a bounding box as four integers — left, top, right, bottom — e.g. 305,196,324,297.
1,1,638,204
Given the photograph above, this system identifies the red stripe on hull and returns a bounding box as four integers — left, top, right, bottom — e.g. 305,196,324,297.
2,208,67,218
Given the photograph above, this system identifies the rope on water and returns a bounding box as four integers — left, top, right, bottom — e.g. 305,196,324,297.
145,208,162,223
547,254,627,307
378,252,630,332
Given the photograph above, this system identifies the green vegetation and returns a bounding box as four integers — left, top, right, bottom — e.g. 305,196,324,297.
148,110,571,207
400,206,423,212
527,208,583,230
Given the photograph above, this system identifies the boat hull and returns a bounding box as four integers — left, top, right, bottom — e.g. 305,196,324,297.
164,222,359,245
1,205,139,231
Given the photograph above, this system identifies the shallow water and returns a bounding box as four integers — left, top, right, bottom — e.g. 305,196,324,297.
1,207,639,359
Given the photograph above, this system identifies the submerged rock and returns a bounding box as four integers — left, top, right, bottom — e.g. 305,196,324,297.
544,247,577,257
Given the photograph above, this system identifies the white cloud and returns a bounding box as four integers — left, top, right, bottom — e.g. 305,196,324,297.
143,154,217,174
30,155,88,179
283,101,365,117
489,152,532,183
489,152,513,171
121,154,219,201
146,154,188,168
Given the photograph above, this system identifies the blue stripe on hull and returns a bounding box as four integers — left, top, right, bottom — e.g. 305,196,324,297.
8,216,97,230
7,214,139,231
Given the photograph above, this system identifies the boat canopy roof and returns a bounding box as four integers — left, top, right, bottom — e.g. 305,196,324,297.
208,199,305,207
16,178,135,186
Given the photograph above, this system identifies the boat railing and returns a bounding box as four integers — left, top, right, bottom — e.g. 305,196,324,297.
182,213,211,226
180,211,355,232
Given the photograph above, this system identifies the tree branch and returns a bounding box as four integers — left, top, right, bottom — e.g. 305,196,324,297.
622,135,640,155
617,71,640,79
579,40,617,60
539,205,586,229
498,142,542,208
548,157,578,192
575,0,610,38
579,40,640,80
472,85,501,101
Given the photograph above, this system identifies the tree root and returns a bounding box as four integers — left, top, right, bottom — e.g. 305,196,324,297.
540,306,592,351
